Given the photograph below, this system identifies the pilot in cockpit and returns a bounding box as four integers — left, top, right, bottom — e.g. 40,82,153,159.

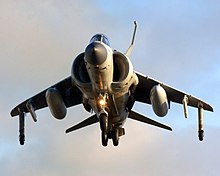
89,34,111,47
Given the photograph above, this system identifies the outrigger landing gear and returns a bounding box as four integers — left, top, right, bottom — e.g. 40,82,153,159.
198,105,204,141
18,109,25,145
198,130,204,141
182,96,206,141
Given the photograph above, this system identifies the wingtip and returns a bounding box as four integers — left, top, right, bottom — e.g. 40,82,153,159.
10,108,16,117
205,104,214,112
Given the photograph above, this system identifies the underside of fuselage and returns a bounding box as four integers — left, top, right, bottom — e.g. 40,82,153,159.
70,37,138,146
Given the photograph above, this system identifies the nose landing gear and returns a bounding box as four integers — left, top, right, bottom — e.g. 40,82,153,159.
101,131,108,147
99,114,108,147
99,114,108,133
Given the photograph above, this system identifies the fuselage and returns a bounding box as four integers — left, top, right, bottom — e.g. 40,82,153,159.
71,34,138,132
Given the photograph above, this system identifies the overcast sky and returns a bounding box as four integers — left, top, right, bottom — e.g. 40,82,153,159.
1,1,220,175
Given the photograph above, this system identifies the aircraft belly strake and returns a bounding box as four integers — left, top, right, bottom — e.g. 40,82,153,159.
11,21,213,146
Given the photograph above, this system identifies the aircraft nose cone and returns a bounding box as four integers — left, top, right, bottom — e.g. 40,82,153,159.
85,43,107,65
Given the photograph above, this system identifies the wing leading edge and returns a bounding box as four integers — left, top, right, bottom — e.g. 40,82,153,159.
10,76,83,117
134,73,213,112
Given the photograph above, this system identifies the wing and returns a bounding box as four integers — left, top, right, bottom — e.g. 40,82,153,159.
10,76,83,117
134,73,213,112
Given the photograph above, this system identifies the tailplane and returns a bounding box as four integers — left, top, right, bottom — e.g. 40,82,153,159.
128,111,172,131
66,114,99,133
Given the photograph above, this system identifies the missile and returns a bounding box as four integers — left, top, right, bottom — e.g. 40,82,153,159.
26,100,37,122
182,95,188,118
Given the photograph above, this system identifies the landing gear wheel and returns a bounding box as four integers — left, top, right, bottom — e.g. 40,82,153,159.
102,131,108,147
112,128,119,146
198,130,204,141
100,114,108,133
19,134,25,145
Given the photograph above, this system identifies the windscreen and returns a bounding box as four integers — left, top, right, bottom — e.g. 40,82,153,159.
89,34,110,46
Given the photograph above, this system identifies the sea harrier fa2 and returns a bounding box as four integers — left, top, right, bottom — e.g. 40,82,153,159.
11,21,213,146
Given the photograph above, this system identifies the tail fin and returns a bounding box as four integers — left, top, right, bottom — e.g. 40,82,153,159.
125,21,138,57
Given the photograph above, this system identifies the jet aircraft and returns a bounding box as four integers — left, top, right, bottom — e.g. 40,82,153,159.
11,21,213,146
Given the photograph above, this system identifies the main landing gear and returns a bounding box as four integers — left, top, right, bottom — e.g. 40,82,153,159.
101,128,120,147
101,130,120,147
99,114,123,147
112,128,119,146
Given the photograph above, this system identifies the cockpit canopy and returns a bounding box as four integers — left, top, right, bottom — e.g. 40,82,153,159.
89,34,110,47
